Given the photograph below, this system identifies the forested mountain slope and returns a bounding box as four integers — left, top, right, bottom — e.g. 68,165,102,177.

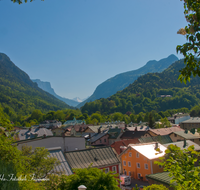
77,54,178,108
0,53,73,116
81,59,200,115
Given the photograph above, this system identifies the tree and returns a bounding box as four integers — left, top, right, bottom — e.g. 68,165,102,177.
43,167,121,190
21,145,59,179
143,184,169,190
155,144,200,190
177,0,200,83
148,112,155,128
11,0,44,4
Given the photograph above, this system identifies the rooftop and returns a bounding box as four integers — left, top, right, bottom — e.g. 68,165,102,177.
48,147,73,176
172,130,200,139
64,146,120,169
139,135,172,144
180,117,200,123
129,142,167,160
164,140,200,151
149,126,184,136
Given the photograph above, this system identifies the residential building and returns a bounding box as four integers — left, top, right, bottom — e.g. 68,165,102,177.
164,140,200,151
120,130,146,140
63,117,85,126
17,136,85,152
119,142,167,181
167,113,190,125
108,128,123,145
39,120,62,129
48,147,73,176
180,117,200,130
169,130,200,145
143,127,184,138
18,127,53,140
64,146,120,176
88,132,110,146
139,135,173,145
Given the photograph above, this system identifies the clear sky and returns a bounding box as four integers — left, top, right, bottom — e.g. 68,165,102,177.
0,0,188,100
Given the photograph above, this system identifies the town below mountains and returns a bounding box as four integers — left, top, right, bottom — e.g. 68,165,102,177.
1,52,200,189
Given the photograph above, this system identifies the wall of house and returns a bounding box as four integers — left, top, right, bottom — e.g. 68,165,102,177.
17,136,85,152
92,134,109,146
99,164,120,175
169,133,184,142
180,122,200,130
52,128,64,136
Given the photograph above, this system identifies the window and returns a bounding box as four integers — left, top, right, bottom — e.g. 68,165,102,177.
174,134,177,137
136,163,140,168
159,165,162,169
124,170,127,175
144,163,148,169
100,139,102,143
136,152,139,158
112,166,117,173
123,161,126,166
129,171,131,176
128,161,131,167
129,152,132,157
105,168,109,173
138,173,141,179
104,138,106,142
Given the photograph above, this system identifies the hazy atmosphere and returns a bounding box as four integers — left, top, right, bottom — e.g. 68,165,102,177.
0,0,187,99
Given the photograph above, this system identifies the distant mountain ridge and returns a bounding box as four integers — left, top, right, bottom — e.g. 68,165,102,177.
32,79,80,107
81,58,200,115
77,54,179,108
0,53,73,115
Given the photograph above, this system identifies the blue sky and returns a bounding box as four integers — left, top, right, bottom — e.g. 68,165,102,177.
0,0,187,99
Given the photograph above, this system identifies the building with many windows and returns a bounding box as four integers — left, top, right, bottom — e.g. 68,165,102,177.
119,142,166,181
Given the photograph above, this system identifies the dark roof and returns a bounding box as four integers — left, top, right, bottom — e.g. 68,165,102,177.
146,172,176,186
139,135,172,144
108,128,122,139
89,132,108,143
110,139,140,155
64,146,120,169
120,131,146,139
48,147,73,176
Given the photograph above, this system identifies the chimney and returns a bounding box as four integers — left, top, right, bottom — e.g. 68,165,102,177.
98,127,101,133
184,129,188,134
154,142,159,150
183,139,187,148
135,127,138,132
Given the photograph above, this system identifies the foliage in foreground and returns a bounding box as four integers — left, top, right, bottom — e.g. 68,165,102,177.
156,144,200,190
42,167,120,190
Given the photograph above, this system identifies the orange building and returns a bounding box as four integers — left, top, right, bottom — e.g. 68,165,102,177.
119,142,167,181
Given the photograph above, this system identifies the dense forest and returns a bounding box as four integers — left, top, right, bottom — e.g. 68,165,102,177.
0,53,73,121
81,59,200,115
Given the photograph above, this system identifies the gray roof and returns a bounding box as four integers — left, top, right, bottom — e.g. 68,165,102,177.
146,172,176,186
89,132,108,143
18,127,53,140
172,131,200,139
48,147,73,176
164,140,200,151
64,146,120,169
139,135,172,144
181,117,200,123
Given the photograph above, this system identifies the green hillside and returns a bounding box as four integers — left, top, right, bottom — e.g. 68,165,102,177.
0,53,73,117
77,54,178,108
81,59,200,115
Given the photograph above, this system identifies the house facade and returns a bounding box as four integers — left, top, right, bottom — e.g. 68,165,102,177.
120,143,166,181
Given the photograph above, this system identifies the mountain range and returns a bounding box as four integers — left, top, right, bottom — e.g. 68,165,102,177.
77,54,179,108
81,58,200,115
0,53,73,117
32,79,81,107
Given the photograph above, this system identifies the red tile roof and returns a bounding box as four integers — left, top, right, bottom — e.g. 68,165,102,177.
111,139,140,155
